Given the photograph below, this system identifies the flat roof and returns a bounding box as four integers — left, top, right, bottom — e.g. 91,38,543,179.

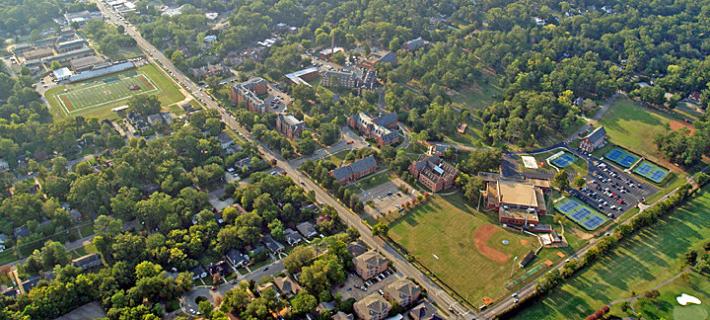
497,180,538,207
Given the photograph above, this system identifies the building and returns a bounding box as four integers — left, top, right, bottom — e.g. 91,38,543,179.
262,235,285,253
285,67,320,87
296,221,318,239
384,278,421,307
71,253,103,271
408,302,441,320
225,249,249,267
579,126,607,153
519,251,536,268
348,112,399,147
54,39,86,53
319,47,345,60
69,55,106,72
353,293,392,320
42,47,94,65
426,142,450,157
274,276,301,298
332,311,354,320
230,78,287,114
0,159,8,172
276,114,305,140
21,47,54,61
404,37,428,51
409,155,458,193
190,64,226,79
63,10,103,25
52,67,73,81
284,228,304,246
321,70,359,88
329,155,378,184
353,250,388,280
360,50,396,70
482,177,548,228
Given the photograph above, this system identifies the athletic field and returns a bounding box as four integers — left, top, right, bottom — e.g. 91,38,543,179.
45,64,184,120
513,187,710,320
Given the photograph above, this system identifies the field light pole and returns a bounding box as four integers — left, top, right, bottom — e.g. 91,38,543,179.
510,256,518,278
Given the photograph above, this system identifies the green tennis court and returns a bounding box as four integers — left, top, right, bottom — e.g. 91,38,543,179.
554,197,609,231
633,160,669,183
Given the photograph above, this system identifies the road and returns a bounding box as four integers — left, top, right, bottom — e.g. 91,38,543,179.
92,3,476,319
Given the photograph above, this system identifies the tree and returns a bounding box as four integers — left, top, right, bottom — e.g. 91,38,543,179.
372,223,389,236
552,170,570,191
198,300,214,318
221,285,251,314
284,246,316,274
573,175,586,189
128,95,161,116
290,292,317,315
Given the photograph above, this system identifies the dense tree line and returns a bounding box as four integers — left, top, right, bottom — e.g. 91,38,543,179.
81,20,136,58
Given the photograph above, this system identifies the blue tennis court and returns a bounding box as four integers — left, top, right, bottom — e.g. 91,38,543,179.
605,147,640,168
550,152,576,168
554,197,609,231
633,160,669,183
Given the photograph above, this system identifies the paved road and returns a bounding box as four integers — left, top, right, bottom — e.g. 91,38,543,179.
92,3,476,319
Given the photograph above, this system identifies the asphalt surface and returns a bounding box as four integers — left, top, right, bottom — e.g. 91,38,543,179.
92,2,475,319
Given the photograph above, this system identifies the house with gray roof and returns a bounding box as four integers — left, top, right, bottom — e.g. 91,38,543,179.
383,278,421,307
284,228,304,246
225,249,249,267
72,253,103,271
329,155,378,184
296,221,318,239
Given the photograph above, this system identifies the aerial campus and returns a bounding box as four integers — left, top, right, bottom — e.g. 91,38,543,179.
0,1,708,320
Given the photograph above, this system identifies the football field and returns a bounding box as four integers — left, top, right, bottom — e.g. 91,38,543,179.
54,74,159,115
45,64,184,120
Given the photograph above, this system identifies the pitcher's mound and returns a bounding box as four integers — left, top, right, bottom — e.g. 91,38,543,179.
474,224,510,264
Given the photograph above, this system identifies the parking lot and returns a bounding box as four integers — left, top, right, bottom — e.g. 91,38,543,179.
570,150,657,218
359,179,419,220
333,269,398,301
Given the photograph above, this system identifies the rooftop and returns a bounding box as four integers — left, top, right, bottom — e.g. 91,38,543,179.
497,180,539,208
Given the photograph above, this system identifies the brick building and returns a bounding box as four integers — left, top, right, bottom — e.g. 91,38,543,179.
276,113,305,140
347,112,399,147
409,155,458,192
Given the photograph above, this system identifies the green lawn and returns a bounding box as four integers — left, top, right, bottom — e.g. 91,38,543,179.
350,170,391,191
512,187,710,319
599,97,676,163
388,193,542,305
449,79,502,110
632,271,709,320
46,63,184,120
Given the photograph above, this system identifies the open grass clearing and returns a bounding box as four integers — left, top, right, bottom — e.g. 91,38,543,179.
512,187,710,319
388,193,541,305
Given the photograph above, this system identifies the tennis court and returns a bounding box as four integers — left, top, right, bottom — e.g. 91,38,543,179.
633,160,669,183
554,197,609,231
605,147,640,168
548,151,576,168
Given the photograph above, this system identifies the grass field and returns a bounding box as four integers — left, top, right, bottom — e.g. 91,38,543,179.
633,271,709,320
388,193,541,305
512,187,710,319
46,64,184,120
599,97,690,164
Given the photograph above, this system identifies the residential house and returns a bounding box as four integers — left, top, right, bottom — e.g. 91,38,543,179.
317,301,336,314
353,293,392,320
348,112,399,147
276,113,305,140
190,64,226,79
404,37,428,51
274,275,301,298
263,235,285,253
408,302,441,320
579,126,607,153
383,278,421,307
329,155,378,184
353,250,388,280
14,226,29,239
0,159,10,172
20,276,41,294
0,234,8,253
190,265,208,280
71,253,103,271
296,221,318,239
284,228,304,246
218,132,234,150
332,311,354,320
225,249,250,268
409,155,458,193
